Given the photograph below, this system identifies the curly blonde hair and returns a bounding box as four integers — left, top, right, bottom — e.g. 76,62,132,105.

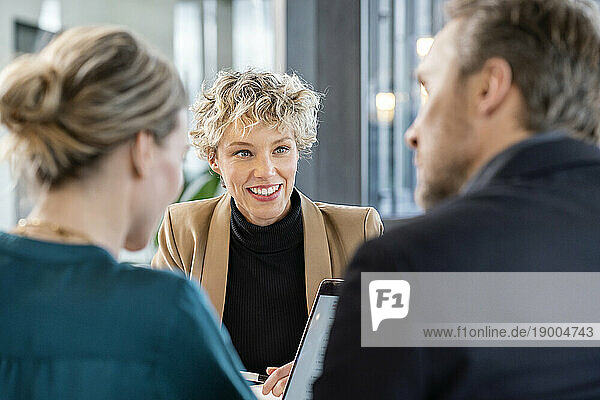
190,70,322,159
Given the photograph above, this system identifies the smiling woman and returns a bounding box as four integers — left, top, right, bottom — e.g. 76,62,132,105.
211,124,298,226
151,70,384,397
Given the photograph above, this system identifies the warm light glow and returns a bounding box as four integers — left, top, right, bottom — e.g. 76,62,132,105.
416,37,434,58
376,92,396,111
39,0,62,32
375,92,396,124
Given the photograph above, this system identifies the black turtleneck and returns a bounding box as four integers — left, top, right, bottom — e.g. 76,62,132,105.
222,190,307,374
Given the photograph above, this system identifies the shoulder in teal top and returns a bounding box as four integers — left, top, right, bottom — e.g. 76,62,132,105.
0,232,254,400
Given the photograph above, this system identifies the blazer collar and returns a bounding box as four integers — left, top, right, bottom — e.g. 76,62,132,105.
298,190,333,311
201,190,332,321
463,133,600,194
201,193,231,321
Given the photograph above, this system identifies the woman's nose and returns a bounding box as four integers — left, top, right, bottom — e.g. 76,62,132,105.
253,155,276,178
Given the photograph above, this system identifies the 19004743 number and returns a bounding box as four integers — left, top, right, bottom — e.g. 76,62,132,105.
534,326,594,338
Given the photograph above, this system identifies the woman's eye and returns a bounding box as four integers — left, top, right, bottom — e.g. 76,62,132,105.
274,146,290,154
234,150,252,157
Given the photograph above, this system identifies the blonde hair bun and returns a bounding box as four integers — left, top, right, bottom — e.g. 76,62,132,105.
0,26,186,187
0,54,62,131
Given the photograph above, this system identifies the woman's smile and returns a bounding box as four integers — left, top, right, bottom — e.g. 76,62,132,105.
247,184,284,201
209,123,299,226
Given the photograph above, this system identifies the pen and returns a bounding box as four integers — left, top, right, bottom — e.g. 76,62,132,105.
240,371,269,384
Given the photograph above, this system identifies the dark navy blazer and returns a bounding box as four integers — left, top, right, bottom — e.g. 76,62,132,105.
314,134,600,399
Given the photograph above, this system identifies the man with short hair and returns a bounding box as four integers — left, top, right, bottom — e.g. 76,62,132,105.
313,0,600,398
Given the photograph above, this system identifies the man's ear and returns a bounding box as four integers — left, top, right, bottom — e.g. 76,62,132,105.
131,131,155,179
208,150,221,175
477,57,513,116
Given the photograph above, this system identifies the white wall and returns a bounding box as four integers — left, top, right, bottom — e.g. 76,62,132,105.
61,0,175,59
0,138,15,231
0,0,45,231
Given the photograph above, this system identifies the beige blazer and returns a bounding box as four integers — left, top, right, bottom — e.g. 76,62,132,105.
151,190,383,320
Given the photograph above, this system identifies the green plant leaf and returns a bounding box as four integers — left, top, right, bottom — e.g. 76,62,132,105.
189,173,221,201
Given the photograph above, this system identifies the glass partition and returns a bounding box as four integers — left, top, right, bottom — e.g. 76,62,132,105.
363,0,444,217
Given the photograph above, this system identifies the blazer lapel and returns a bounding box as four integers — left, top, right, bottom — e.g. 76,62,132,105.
299,191,332,312
201,193,231,322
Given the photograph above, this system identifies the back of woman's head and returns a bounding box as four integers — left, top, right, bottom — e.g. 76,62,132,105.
0,26,186,187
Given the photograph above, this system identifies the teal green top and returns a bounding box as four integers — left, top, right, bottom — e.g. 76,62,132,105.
0,231,254,400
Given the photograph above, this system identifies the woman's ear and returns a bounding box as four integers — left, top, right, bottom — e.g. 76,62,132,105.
130,131,155,178
208,150,221,175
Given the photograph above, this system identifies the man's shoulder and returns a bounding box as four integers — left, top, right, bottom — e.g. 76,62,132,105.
313,201,378,225
358,172,600,273
384,195,493,236
365,194,514,262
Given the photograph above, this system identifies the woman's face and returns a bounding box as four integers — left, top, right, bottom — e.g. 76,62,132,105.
125,110,189,250
210,123,299,226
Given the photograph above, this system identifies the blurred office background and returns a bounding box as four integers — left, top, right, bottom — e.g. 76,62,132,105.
0,0,446,261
